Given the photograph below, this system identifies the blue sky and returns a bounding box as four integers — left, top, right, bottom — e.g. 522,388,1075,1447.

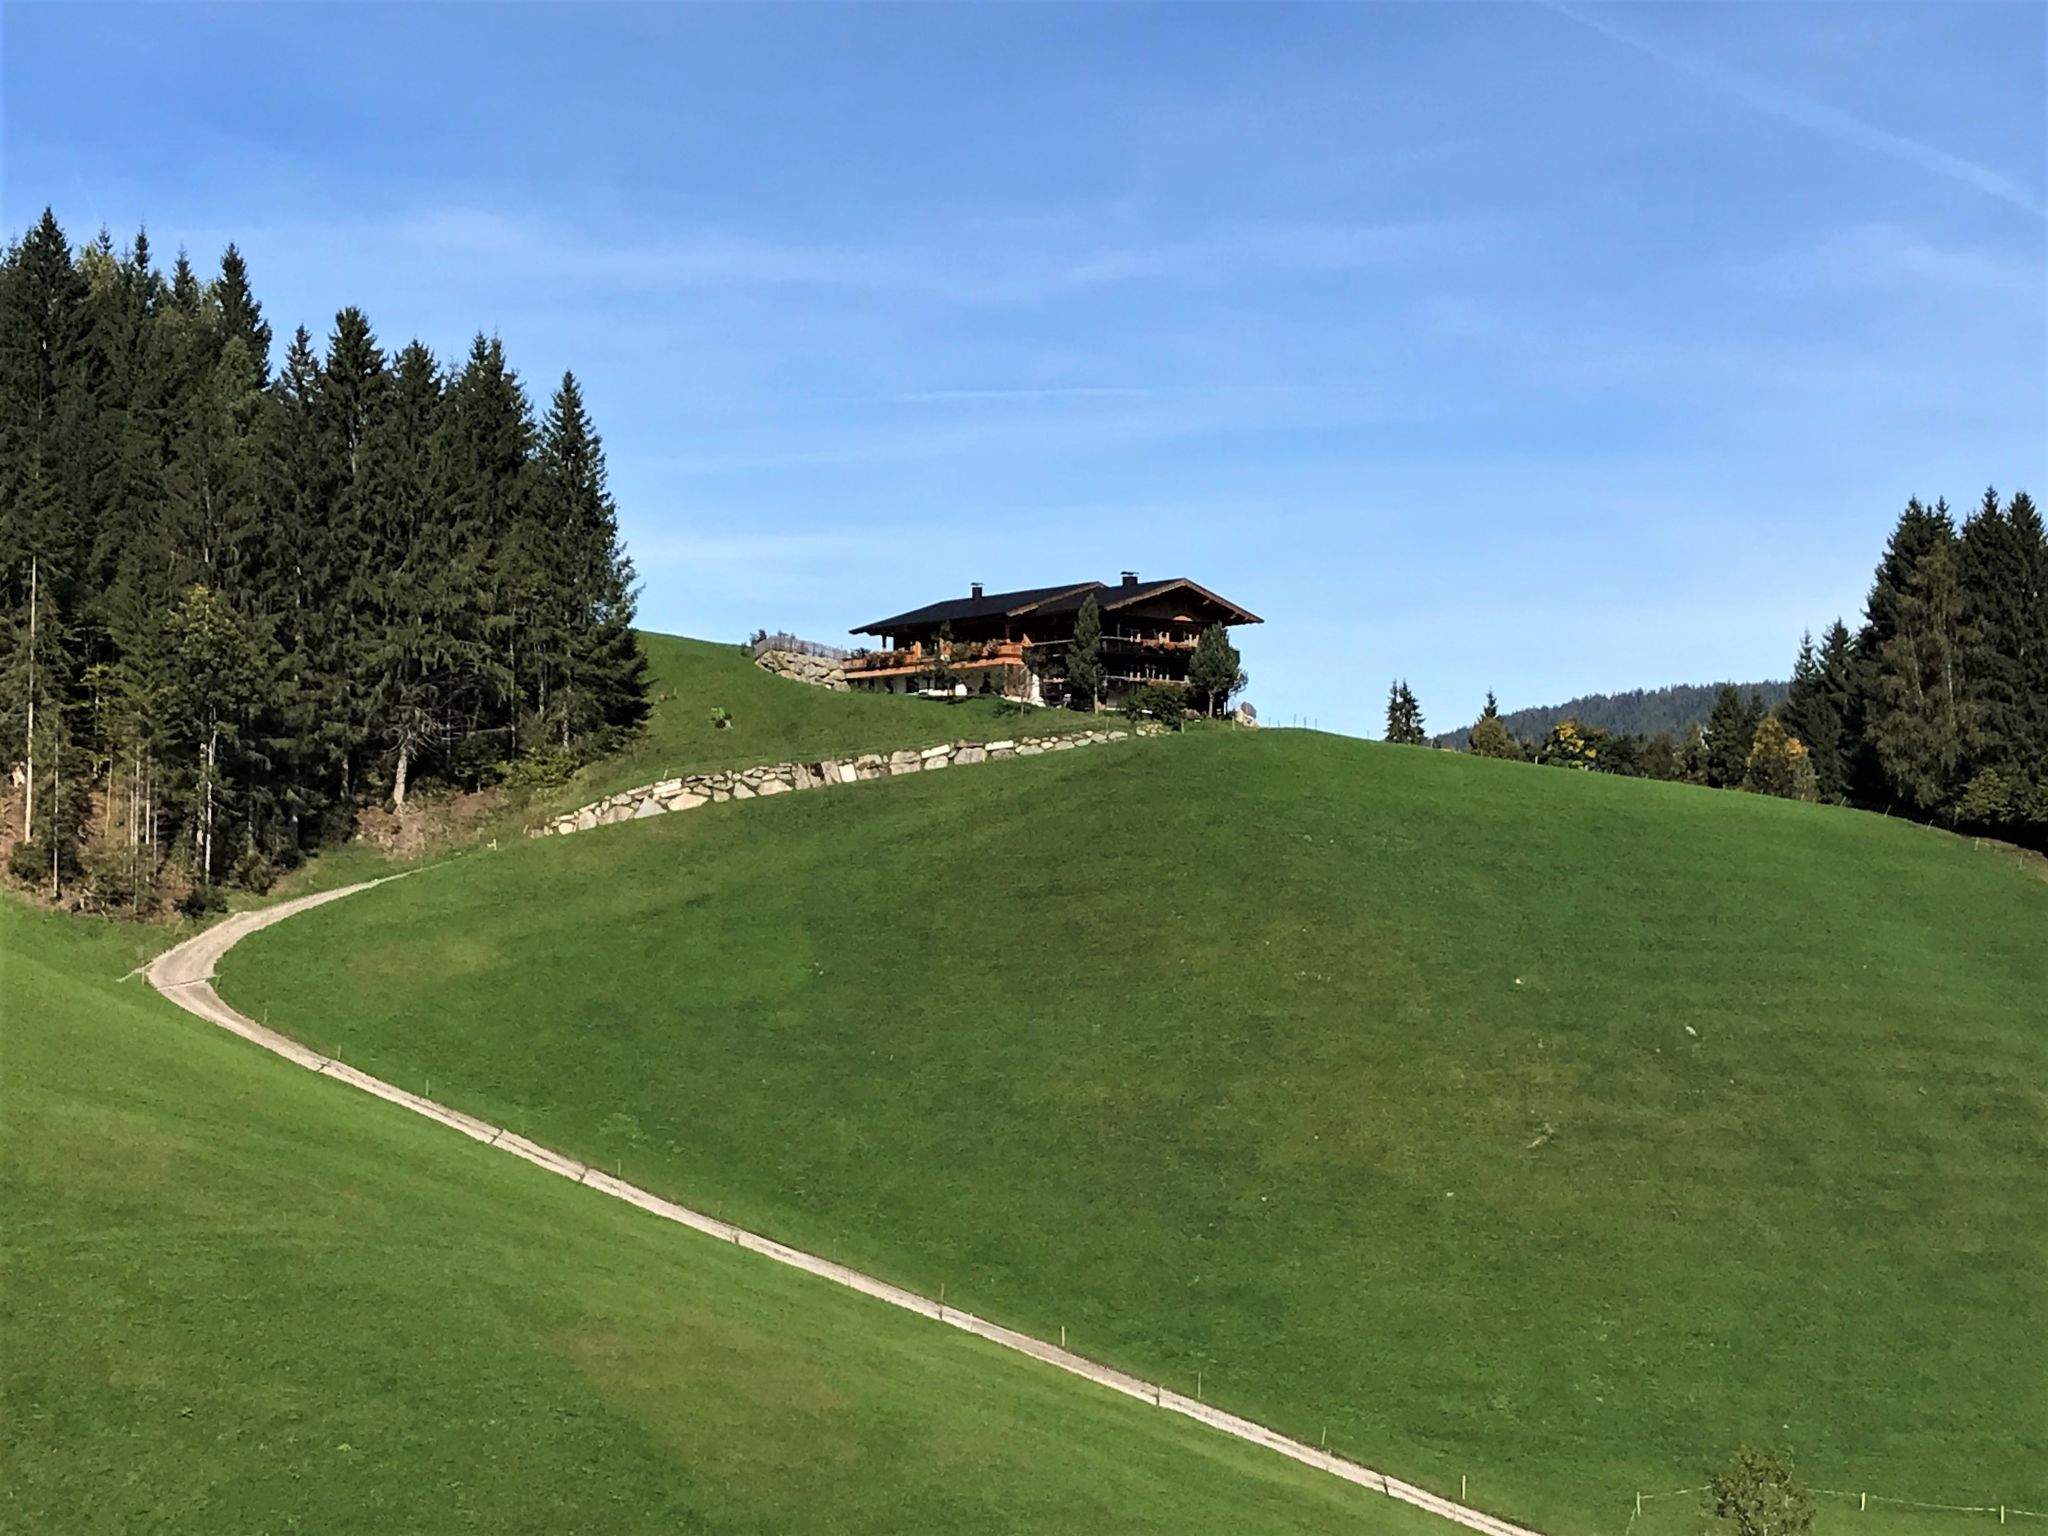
5,2,2043,737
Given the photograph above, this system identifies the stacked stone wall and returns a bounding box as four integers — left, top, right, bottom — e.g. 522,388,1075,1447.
533,726,1151,837
754,648,849,690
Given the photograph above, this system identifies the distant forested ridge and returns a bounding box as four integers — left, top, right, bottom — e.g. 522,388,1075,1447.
2,210,648,912
1413,488,2046,851
1432,681,1788,749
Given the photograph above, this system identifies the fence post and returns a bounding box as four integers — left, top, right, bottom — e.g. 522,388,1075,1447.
1462,1476,1468,1502
1636,1494,1643,1519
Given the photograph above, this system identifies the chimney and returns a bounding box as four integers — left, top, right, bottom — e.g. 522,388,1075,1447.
1120,570,1138,587
971,582,984,599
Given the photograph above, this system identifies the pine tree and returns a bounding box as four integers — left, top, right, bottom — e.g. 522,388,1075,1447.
2009,492,2048,791
359,341,459,811
1867,509,1966,816
531,372,646,749
1385,680,1425,744
1066,594,1104,710
0,214,655,897
211,244,271,386
1187,622,1244,717
439,335,533,754
1703,683,1750,788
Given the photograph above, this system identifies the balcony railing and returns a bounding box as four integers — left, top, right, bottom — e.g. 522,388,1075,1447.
845,639,1026,676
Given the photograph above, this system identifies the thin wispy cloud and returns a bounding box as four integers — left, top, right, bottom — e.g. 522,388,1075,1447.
397,208,1476,307
894,383,1313,403
1537,0,2045,218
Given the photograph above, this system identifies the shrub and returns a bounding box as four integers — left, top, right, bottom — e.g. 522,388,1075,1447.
8,840,48,887
1468,714,1522,760
709,707,733,730
1743,715,1819,802
1122,682,1188,727
177,881,228,920
1704,1449,1814,1536
498,743,581,791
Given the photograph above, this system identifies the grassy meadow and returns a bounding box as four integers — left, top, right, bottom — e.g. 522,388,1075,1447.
560,633,1088,805
221,727,2048,1536
1,898,1460,1535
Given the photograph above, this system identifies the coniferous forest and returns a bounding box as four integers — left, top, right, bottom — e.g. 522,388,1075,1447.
1780,489,2048,847
1,211,648,913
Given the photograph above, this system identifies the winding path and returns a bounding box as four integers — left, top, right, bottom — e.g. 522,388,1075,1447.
149,876,1547,1536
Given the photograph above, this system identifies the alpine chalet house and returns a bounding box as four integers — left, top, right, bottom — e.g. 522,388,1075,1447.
846,573,1260,707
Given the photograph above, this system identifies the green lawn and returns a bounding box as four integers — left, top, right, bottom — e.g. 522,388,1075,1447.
221,729,2048,1535
1,898,1460,1534
558,632,1092,806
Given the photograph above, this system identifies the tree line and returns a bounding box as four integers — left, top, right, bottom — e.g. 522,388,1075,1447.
1388,488,2047,850
2,210,648,913
1430,680,1789,749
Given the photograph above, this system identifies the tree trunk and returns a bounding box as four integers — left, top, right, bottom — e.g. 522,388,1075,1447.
23,555,35,848
392,740,410,815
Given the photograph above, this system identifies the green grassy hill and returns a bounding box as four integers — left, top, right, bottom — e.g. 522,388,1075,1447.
221,727,2048,1535
562,634,1085,805
2,900,1453,1534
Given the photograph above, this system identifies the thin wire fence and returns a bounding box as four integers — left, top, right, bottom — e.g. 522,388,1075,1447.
1626,1483,2048,1536
750,630,850,661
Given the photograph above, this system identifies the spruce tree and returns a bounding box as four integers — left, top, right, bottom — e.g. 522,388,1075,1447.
439,335,534,754
1866,508,1965,816
351,341,448,810
1066,594,1105,710
1385,680,1425,744
2009,492,2048,791
1703,684,1750,788
532,372,647,748
211,244,272,386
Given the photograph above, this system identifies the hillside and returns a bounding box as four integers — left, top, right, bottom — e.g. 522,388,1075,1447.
558,634,1092,806
221,727,2048,1534
2,899,1450,1535
1432,682,1789,748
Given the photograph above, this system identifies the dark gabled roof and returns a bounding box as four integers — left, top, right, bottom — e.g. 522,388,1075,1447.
1035,577,1263,625
854,576,1263,635
853,581,1103,636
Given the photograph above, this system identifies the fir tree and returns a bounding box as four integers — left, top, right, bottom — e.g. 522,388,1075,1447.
1066,594,1104,710
531,372,647,748
1385,680,1425,745
1867,508,1965,816
211,244,271,385
1703,683,1751,788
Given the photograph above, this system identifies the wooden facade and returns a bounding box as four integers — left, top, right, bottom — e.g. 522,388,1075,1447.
846,574,1261,704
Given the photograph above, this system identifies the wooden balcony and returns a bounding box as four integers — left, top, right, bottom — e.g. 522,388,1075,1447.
844,639,1026,679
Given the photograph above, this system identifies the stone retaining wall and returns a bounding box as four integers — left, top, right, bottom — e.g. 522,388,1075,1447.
533,726,1149,837
754,647,849,691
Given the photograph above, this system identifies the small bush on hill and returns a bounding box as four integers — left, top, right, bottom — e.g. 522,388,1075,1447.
1122,682,1188,728
1704,1449,1814,1536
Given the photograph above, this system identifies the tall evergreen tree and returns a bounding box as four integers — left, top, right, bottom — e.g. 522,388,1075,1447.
0,215,651,902
1703,683,1751,789
1865,505,1965,816
211,244,271,386
439,334,533,750
531,371,647,748
1385,680,1425,745
1065,593,1104,710
359,341,462,811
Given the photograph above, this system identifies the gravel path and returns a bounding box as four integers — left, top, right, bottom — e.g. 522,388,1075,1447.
148,877,1547,1536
